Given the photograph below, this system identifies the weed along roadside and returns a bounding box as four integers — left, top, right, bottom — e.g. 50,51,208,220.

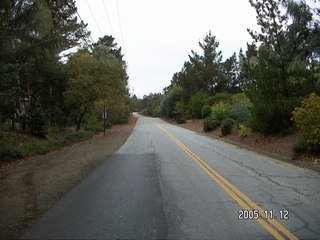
0,117,137,240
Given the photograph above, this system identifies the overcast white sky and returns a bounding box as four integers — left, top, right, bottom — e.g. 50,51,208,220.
75,0,259,98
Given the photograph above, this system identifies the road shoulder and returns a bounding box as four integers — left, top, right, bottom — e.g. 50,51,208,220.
0,117,137,240
163,118,320,174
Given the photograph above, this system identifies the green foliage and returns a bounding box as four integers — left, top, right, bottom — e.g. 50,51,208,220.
20,141,51,157
239,124,252,138
168,32,227,98
246,95,298,134
211,102,231,121
230,95,252,123
0,129,19,149
223,53,243,93
191,92,208,119
206,92,232,105
203,116,221,132
137,93,162,116
21,130,94,157
293,139,308,155
243,0,318,134
221,118,235,136
153,106,161,117
140,108,148,116
291,93,320,153
26,102,48,138
0,0,88,133
111,117,128,125
160,86,184,118
174,101,188,119
0,149,24,163
201,105,212,119
176,118,187,124
83,115,100,132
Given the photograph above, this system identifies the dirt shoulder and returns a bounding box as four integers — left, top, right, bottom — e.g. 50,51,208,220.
173,119,320,172
0,117,137,240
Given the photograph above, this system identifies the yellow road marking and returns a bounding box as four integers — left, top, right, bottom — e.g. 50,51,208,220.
152,121,299,240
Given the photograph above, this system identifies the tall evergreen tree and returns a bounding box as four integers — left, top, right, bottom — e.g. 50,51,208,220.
244,0,318,133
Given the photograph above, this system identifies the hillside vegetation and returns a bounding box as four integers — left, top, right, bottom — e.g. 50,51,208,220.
133,0,320,156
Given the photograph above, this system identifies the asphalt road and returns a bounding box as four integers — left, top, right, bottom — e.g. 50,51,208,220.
21,116,320,239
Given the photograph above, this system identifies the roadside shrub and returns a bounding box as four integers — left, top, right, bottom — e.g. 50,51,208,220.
293,139,308,155
211,102,231,121
140,108,148,116
20,141,51,157
105,122,112,129
160,86,184,118
201,105,212,119
83,115,99,130
291,93,320,153
153,106,160,117
176,118,186,124
191,92,208,119
246,94,299,134
278,127,295,137
0,130,19,149
221,118,235,136
26,104,48,138
47,125,62,135
0,149,24,163
239,124,252,138
230,96,252,123
111,117,128,125
59,131,93,145
203,116,221,132
174,101,187,119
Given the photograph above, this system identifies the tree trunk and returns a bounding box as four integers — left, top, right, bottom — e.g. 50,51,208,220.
11,113,16,132
76,109,86,131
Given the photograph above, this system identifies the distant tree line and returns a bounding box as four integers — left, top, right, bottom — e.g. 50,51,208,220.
0,0,130,137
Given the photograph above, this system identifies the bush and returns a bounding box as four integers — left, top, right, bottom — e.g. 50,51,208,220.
211,102,231,121
246,93,299,134
111,117,128,125
221,118,235,136
153,106,160,117
239,124,252,138
192,92,208,119
206,92,232,105
201,105,212,119
160,86,184,118
230,96,252,123
0,149,24,163
203,116,221,132
21,131,94,157
0,130,19,149
291,93,320,153
20,141,51,157
83,115,99,130
59,131,93,145
176,118,186,124
174,101,188,119
293,139,308,155
26,103,48,138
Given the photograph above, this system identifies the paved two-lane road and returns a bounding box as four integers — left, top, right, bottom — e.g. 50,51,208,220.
22,116,320,239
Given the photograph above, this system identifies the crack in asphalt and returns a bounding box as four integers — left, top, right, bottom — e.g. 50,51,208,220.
200,144,316,198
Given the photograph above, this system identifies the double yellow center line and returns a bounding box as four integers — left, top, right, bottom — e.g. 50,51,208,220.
152,121,298,240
